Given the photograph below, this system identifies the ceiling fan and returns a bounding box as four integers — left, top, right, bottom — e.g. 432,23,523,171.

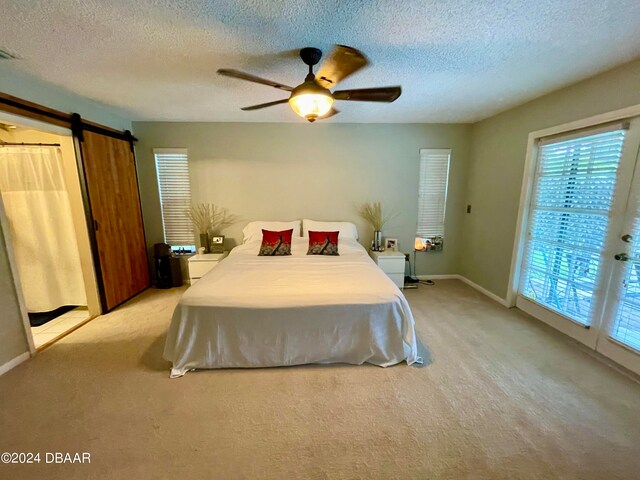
218,45,401,122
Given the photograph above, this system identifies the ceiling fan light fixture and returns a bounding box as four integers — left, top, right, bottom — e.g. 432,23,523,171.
219,45,399,121
288,82,333,122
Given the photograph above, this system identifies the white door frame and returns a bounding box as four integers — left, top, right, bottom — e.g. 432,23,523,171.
0,193,35,354
0,111,101,353
0,113,72,356
595,126,640,374
507,103,640,308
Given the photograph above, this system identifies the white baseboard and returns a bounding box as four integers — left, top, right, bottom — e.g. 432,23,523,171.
457,276,510,307
0,351,30,376
416,274,510,307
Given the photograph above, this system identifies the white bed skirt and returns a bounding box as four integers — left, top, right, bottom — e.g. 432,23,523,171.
164,301,420,377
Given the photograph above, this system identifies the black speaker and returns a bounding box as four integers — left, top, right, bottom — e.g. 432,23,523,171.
154,243,172,257
154,243,183,288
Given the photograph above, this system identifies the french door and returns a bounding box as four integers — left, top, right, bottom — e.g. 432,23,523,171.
517,117,640,375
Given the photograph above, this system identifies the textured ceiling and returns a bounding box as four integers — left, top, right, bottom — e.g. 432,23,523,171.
1,0,640,123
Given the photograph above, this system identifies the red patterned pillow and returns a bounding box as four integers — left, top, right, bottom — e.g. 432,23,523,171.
307,231,339,255
258,229,293,256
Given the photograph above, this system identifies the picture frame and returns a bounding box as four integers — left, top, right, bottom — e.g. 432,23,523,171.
385,238,398,251
210,235,225,253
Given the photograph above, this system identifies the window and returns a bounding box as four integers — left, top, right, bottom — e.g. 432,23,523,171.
416,148,451,251
519,127,627,325
154,149,194,251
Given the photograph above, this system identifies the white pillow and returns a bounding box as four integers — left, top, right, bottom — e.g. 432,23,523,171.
302,219,359,240
242,220,301,243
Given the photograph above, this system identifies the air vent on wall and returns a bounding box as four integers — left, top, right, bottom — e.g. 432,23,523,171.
0,48,19,60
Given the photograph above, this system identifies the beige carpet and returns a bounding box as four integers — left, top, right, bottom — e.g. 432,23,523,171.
0,280,639,480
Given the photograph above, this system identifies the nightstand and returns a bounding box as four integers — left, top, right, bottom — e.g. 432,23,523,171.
188,252,228,285
369,250,406,289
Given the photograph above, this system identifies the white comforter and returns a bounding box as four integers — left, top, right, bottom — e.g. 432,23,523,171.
163,237,421,377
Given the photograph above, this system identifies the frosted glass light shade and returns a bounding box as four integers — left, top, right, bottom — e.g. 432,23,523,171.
289,92,333,121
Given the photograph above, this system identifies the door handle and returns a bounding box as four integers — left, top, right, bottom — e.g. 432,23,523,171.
621,234,633,243
94,219,99,232
615,253,629,261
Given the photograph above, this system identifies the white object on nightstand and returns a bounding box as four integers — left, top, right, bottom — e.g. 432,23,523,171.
188,252,228,285
369,250,406,289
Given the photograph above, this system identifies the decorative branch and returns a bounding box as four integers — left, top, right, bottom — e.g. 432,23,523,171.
209,206,239,235
185,203,238,235
357,201,397,231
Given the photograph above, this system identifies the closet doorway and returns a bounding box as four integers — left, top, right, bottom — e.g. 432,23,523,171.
0,113,101,350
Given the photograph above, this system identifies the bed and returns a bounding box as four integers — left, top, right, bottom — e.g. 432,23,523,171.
163,226,422,377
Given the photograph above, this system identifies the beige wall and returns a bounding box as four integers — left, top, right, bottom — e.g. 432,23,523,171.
0,65,132,132
462,58,640,299
133,122,471,276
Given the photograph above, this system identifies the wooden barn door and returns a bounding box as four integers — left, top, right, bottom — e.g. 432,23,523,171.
78,128,149,311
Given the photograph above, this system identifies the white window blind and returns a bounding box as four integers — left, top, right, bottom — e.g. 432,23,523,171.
520,127,627,326
154,149,194,246
417,149,451,238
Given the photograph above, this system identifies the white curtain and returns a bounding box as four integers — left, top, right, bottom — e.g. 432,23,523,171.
0,146,86,312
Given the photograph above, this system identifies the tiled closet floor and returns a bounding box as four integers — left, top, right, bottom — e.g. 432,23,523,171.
30,307,91,349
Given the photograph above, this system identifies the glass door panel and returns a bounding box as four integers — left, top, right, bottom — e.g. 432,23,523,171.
518,127,628,333
598,123,640,373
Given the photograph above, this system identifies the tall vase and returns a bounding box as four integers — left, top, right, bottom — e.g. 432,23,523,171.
199,233,210,254
373,231,383,251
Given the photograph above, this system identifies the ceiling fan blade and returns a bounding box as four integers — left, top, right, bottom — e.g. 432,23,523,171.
333,86,402,103
241,99,290,111
321,107,340,119
315,45,369,89
217,69,293,91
